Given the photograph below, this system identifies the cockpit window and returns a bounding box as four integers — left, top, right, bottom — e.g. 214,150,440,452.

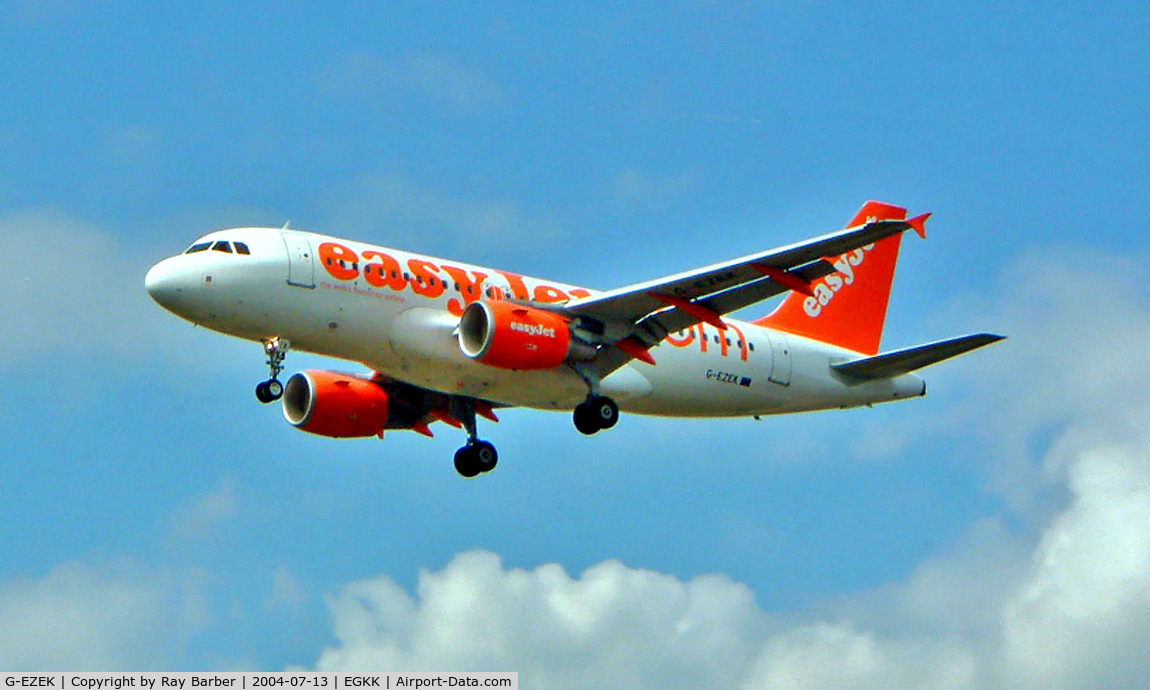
211,241,232,253
234,242,251,255
185,242,212,254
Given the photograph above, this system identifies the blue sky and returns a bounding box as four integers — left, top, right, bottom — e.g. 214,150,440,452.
3,1,1150,685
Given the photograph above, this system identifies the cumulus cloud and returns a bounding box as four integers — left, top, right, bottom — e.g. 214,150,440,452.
299,248,1150,689
0,561,202,670
311,551,765,688
306,550,982,689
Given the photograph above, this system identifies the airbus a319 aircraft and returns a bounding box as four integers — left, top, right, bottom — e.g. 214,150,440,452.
146,201,1003,478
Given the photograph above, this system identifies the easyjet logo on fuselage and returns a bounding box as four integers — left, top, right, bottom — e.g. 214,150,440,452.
316,240,593,316
802,244,875,318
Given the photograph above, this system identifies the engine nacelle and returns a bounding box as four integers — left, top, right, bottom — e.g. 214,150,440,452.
458,300,591,370
282,370,390,438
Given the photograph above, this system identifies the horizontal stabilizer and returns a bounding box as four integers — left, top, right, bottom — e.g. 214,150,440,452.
831,333,1005,380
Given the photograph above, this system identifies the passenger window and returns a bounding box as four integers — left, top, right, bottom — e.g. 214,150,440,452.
234,242,251,255
185,242,211,254
748,342,755,352
211,241,232,253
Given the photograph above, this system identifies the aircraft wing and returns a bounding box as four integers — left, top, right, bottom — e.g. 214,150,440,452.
559,215,928,374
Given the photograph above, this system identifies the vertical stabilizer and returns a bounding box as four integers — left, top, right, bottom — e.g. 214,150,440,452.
754,201,911,355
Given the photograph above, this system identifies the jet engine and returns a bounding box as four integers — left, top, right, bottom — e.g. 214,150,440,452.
282,370,390,438
458,300,595,370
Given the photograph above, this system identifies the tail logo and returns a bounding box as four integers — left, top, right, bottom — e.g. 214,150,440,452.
802,244,875,318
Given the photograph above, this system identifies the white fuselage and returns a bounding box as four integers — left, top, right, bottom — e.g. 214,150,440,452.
145,227,925,416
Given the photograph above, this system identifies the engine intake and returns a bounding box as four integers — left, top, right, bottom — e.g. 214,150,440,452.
459,300,592,370
282,370,390,438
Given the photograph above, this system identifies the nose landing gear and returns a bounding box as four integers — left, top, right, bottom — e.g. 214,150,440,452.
255,337,290,404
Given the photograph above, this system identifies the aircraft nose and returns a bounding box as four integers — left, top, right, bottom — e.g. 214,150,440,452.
145,257,191,312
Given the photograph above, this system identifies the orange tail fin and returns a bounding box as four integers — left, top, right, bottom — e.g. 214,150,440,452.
754,201,912,355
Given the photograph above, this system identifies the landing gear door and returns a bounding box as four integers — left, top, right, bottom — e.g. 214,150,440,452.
767,331,792,386
281,231,315,288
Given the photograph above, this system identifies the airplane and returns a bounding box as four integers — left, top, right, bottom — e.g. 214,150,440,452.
144,201,1004,478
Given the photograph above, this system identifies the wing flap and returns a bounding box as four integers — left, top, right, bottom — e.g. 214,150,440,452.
831,333,1006,381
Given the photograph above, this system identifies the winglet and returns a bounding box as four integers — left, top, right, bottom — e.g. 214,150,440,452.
907,213,930,239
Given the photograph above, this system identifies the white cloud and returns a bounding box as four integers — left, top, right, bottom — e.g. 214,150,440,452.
297,248,1150,689
311,551,764,688
742,622,978,690
306,550,983,689
1000,438,1150,688
0,561,202,670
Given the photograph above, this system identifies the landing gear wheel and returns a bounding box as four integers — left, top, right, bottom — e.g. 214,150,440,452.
454,440,498,478
472,440,498,472
255,379,283,404
574,403,601,435
255,337,290,404
255,381,273,404
573,396,618,435
593,396,618,429
454,446,481,478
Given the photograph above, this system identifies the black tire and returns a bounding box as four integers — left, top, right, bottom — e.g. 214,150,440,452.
573,402,600,435
255,381,274,404
266,379,284,400
472,440,498,473
454,446,482,478
593,396,619,429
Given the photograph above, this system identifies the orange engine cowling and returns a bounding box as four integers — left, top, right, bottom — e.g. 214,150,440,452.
282,370,390,438
459,300,589,370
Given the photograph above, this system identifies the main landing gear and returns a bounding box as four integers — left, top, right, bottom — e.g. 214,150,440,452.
255,337,290,404
452,398,499,479
573,395,618,435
